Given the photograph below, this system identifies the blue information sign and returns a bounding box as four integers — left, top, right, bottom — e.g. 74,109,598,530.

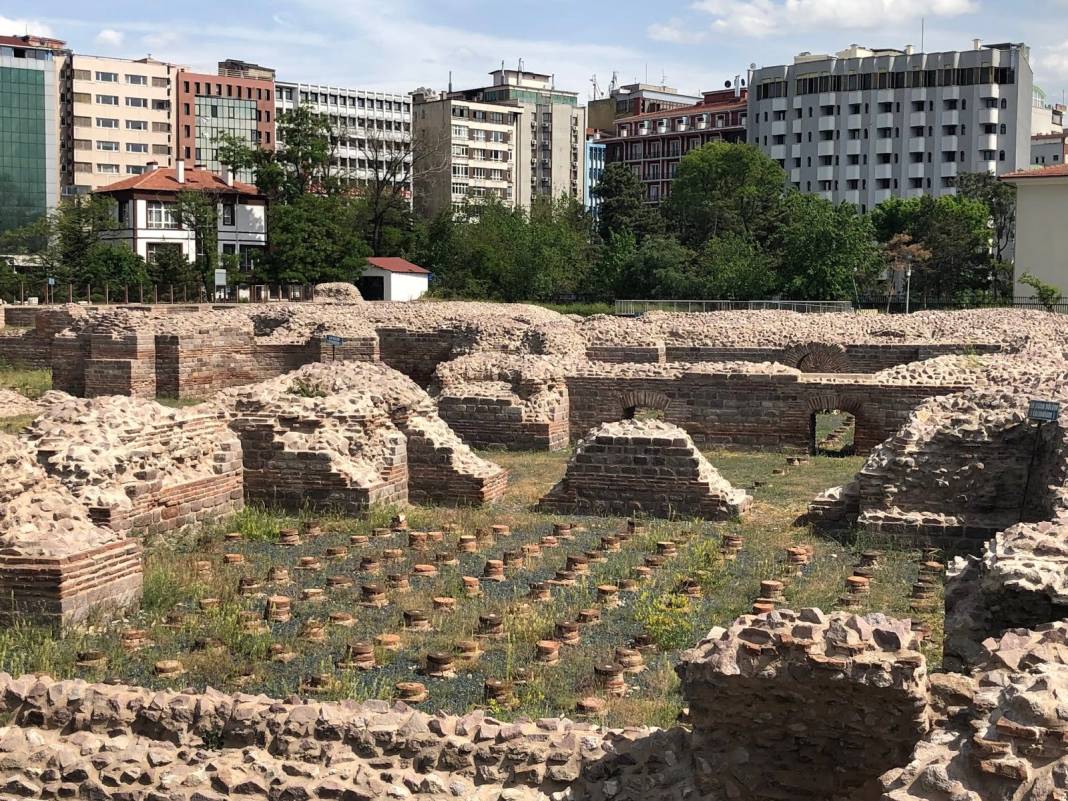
1028,399,1060,423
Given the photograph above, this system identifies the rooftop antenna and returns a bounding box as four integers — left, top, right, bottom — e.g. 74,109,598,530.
661,70,667,86
609,70,618,93
448,70,452,93
920,17,925,53
644,63,648,82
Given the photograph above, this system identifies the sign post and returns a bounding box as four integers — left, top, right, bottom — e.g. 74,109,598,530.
323,334,344,361
1021,399,1061,517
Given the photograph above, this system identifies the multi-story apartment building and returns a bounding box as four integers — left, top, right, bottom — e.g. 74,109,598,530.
174,65,275,178
275,81,412,193
59,54,179,194
1031,132,1068,167
414,67,585,216
584,130,605,219
602,87,748,203
1031,86,1064,136
411,88,522,216
588,81,701,133
0,34,63,233
748,41,1033,211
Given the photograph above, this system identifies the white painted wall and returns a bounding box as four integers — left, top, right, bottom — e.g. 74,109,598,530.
1010,177,1068,297
362,266,428,301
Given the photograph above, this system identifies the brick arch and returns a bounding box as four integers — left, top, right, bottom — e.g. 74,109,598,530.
805,392,866,455
781,343,849,373
618,389,673,419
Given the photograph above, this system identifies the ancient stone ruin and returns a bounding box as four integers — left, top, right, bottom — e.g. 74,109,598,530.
538,419,751,519
23,392,244,534
0,433,141,626
213,361,508,511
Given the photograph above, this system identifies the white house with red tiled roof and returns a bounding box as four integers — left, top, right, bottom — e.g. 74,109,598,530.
358,256,429,301
1003,163,1068,298
93,160,266,270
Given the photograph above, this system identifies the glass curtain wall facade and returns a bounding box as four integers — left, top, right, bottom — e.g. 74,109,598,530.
194,96,257,176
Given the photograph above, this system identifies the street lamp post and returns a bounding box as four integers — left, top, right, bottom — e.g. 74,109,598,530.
905,266,913,315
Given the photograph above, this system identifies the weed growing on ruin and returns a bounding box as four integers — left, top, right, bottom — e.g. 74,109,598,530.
0,362,50,399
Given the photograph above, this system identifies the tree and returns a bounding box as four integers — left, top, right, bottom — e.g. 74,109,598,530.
148,244,200,289
592,163,662,243
776,193,882,300
265,194,371,284
958,171,1016,264
695,234,779,300
663,142,786,247
1019,272,1063,311
882,233,931,303
173,190,220,297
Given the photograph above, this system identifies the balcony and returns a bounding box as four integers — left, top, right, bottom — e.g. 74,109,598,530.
847,91,863,105
790,167,802,183
771,120,787,136
875,163,893,180
791,118,802,135
817,189,834,202
904,187,924,198
908,136,925,152
875,138,894,154
942,86,960,100
976,133,998,151
846,113,862,129
817,140,835,156
876,112,894,128
877,89,895,104
818,115,836,131
978,108,999,125
771,97,788,112
846,139,862,155
909,88,927,102
874,188,892,204
942,110,959,126
941,135,959,151
819,92,836,106
843,189,860,205
979,84,1000,99
845,165,861,180
908,162,925,179
791,143,803,158
817,165,835,181
976,159,997,174
940,161,958,177
909,111,926,127
770,144,786,160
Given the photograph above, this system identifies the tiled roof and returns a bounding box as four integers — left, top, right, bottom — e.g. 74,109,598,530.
94,167,261,196
1002,164,1068,180
365,257,429,275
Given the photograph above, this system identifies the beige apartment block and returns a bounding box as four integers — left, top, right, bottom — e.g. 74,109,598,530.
61,54,181,194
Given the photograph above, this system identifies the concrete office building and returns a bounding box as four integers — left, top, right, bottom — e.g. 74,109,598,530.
748,40,1033,211
585,130,605,220
414,68,585,216
175,65,275,178
0,34,63,233
1031,132,1068,167
275,81,412,194
60,54,180,194
587,81,701,133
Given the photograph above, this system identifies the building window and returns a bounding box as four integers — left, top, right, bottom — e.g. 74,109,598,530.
97,164,120,174
146,201,179,229
146,242,182,264
126,143,148,153
96,94,119,105
126,165,146,175
117,200,130,224
222,203,236,226
95,71,118,82
96,118,119,128
96,140,119,151
126,97,148,108
126,74,147,85
126,119,148,130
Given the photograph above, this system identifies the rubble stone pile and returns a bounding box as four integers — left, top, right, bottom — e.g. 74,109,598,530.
23,392,244,534
0,388,39,419
679,609,930,801
0,433,142,625
214,361,508,511
432,353,573,450
538,419,751,519
311,280,363,303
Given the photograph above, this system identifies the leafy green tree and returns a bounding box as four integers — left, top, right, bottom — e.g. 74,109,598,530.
592,163,663,243
622,236,695,299
82,243,151,289
776,193,882,300
1019,272,1063,311
663,142,786,247
588,230,638,301
148,245,200,289
695,234,780,300
958,170,1016,264
173,190,220,297
265,194,371,284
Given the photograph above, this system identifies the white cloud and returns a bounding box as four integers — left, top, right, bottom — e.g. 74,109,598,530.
648,19,709,44
0,15,54,38
95,28,123,47
685,0,977,38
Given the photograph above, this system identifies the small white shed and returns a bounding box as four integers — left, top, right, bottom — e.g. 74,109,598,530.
359,257,430,301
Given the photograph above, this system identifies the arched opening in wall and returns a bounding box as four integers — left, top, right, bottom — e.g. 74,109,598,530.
617,390,672,423
622,405,665,421
810,409,856,456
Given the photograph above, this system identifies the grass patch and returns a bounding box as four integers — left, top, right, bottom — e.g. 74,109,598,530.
0,360,51,399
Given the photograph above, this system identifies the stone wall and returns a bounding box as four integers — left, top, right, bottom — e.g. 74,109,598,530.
538,419,751,520
23,394,243,535
679,609,929,801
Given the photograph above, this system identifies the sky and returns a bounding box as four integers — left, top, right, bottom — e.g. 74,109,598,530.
4,1,1068,104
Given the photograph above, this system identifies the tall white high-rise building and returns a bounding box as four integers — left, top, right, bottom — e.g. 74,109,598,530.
748,40,1032,212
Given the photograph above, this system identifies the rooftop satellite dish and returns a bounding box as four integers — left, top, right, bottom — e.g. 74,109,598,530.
749,62,757,70
724,80,731,88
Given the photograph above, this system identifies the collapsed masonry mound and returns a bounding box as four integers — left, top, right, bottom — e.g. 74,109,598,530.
881,658,1068,801
538,419,750,519
0,388,39,419
23,392,243,534
0,433,141,625
809,385,1068,550
945,521,1068,671
214,361,507,510
0,673,676,801
680,609,929,801
311,281,363,303
432,352,574,450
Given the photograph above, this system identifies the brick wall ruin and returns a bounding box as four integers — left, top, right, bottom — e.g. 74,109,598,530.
214,361,508,513
0,433,142,627
23,393,243,535
538,419,751,519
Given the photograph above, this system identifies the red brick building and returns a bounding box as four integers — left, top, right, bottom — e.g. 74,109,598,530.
174,70,275,176
601,88,748,203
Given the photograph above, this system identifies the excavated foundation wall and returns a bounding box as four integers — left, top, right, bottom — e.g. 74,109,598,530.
566,369,964,452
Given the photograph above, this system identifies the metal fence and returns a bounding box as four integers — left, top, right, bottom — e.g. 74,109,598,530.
856,297,1068,315
614,299,855,315
0,283,319,306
